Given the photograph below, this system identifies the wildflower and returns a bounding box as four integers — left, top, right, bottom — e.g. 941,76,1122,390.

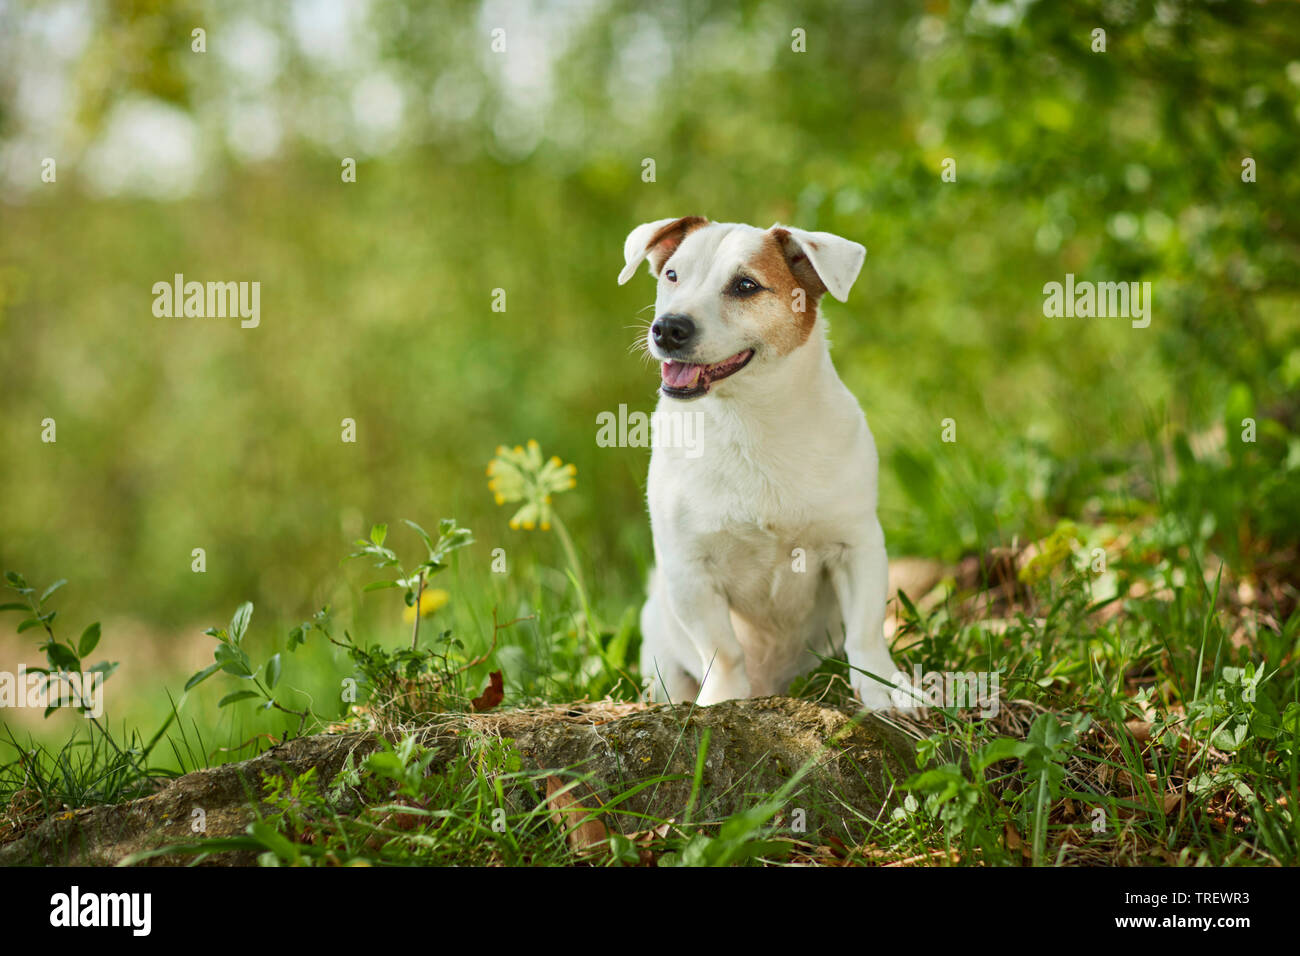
402,588,449,623
486,439,577,531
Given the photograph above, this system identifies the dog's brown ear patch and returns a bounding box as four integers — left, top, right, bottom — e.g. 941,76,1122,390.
646,216,708,274
619,216,710,285
770,228,829,301
742,229,828,353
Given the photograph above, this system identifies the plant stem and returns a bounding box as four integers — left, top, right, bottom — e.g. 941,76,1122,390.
411,570,425,649
549,514,591,641
1032,772,1049,867
253,677,312,738
35,614,132,764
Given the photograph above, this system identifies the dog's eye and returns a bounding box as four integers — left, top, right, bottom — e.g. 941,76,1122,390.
730,276,760,296
664,269,677,282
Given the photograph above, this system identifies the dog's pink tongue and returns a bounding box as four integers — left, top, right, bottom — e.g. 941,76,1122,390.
662,361,701,389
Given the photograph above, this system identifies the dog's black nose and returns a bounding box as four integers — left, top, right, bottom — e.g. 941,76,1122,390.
652,314,695,350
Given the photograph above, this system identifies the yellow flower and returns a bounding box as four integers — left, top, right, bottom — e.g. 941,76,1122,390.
402,588,449,622
486,439,578,531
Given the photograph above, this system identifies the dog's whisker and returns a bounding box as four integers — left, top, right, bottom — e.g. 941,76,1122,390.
627,339,655,359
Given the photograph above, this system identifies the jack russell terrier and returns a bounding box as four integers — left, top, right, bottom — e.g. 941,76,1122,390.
619,216,912,710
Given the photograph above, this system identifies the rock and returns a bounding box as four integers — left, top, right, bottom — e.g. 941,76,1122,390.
0,697,914,865
483,696,915,836
0,733,381,866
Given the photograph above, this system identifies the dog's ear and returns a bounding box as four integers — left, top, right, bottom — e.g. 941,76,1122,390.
769,225,866,302
618,216,708,285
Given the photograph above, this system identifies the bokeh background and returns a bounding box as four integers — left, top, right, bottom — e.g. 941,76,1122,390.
2,0,1298,751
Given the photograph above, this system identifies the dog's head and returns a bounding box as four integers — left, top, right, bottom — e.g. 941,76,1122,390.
618,217,866,400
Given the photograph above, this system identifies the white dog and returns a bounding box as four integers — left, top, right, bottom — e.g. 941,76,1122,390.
619,216,911,710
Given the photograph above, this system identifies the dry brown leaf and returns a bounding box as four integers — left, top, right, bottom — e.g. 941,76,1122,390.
1004,821,1025,855
471,670,504,712
825,834,851,860
545,776,612,856
1125,719,1152,743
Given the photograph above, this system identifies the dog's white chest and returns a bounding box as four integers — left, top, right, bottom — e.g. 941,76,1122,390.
710,520,842,617
649,428,857,620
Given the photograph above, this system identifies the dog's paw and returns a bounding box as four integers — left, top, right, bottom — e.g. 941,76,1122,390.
852,670,926,713
696,677,752,707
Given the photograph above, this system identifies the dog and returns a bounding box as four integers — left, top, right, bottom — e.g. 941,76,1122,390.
619,216,912,710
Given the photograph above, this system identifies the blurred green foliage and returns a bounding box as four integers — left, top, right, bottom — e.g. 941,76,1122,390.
1,0,1298,722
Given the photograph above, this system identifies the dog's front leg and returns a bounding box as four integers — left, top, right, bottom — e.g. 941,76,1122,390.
830,530,916,711
661,566,751,705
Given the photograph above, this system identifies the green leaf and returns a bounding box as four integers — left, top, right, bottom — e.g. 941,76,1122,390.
185,662,222,691
433,521,474,562
230,602,254,644
0,602,31,612
1251,710,1278,740
363,752,405,778
608,833,640,866
78,622,101,657
16,618,42,633
404,519,435,552
40,579,68,602
46,643,80,669
266,653,282,690
87,661,119,681
220,659,254,679
247,821,300,863
1280,702,1300,737
895,587,923,623
363,580,402,592
1212,717,1249,752
1027,712,1071,751
601,606,637,671
215,643,253,678
346,542,400,568
218,690,261,708
973,737,1034,772
370,524,388,546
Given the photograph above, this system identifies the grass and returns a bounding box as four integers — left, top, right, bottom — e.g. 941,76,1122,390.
2,414,1298,866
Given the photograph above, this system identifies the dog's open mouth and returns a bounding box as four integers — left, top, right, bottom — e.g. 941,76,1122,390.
660,349,754,398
